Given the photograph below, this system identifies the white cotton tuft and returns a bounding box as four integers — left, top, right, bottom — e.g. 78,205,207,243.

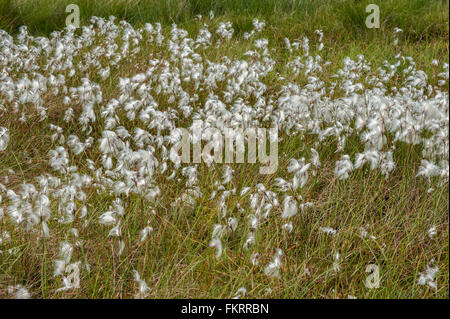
133,270,151,299
209,237,223,258
8,285,30,299
418,260,439,290
140,226,154,242
282,196,297,219
0,127,9,151
264,249,283,278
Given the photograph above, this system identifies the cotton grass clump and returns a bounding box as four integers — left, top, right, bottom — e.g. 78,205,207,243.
0,15,448,298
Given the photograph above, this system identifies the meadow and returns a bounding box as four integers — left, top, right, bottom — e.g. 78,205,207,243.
0,0,448,298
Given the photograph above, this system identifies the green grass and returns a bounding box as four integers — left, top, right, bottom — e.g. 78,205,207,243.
0,0,448,299
1,0,448,40
1,0,447,73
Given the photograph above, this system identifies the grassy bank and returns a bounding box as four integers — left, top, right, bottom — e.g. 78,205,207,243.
0,0,448,299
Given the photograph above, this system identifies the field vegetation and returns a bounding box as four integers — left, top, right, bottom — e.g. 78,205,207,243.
0,0,448,298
